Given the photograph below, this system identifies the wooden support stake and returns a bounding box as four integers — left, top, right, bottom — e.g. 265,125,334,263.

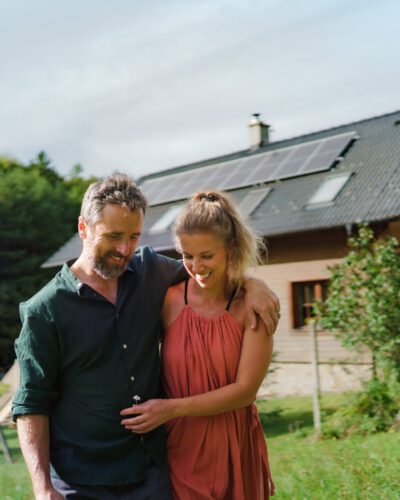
309,319,321,434
0,425,13,463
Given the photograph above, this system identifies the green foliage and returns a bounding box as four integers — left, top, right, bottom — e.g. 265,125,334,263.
323,379,400,438
0,383,8,397
0,426,33,499
0,154,96,369
257,395,400,499
318,224,400,380
316,225,400,437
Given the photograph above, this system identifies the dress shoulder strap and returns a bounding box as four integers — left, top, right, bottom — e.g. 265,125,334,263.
225,288,238,311
184,278,189,305
185,279,236,310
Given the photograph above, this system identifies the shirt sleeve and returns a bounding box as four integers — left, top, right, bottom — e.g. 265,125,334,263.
12,301,61,421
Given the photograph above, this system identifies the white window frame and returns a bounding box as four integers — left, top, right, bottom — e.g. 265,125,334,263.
306,173,352,207
238,187,271,217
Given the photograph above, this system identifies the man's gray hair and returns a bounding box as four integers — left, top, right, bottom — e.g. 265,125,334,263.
80,173,148,225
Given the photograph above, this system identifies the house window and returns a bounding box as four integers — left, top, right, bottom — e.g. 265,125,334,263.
291,280,328,328
306,173,352,207
238,187,272,217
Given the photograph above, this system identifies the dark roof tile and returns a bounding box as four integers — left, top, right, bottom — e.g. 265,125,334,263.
43,111,400,266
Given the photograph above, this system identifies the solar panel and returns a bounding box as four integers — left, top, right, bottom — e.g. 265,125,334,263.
148,172,187,205
170,164,228,201
300,151,341,175
271,141,321,180
301,132,356,175
172,169,211,199
322,133,355,152
206,159,246,190
141,178,162,203
141,131,357,206
154,159,244,203
244,149,293,185
219,157,261,190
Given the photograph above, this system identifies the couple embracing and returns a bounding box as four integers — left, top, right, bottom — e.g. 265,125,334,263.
13,174,278,499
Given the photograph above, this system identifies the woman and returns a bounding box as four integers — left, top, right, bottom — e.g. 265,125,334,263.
122,191,274,499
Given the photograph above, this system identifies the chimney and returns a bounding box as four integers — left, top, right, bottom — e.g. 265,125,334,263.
248,113,270,150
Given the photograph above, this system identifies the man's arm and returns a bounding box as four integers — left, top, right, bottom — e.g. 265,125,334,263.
153,250,187,286
13,301,62,499
242,276,280,334
17,415,62,500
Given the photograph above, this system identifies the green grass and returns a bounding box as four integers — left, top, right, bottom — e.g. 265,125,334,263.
258,394,400,499
0,382,9,397
1,394,399,499
0,426,33,499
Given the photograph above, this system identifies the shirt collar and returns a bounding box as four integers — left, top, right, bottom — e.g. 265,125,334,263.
61,256,142,295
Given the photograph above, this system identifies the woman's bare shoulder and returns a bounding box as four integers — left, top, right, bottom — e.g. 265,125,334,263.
162,281,186,329
165,280,186,301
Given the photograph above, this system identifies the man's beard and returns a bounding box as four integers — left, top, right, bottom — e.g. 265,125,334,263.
90,252,129,279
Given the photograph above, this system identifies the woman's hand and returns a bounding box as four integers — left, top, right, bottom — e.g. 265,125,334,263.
120,399,176,434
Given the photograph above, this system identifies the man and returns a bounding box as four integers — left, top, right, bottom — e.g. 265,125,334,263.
13,174,280,499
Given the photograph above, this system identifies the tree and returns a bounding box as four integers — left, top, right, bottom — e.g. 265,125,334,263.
319,225,400,381
317,225,400,436
0,155,95,369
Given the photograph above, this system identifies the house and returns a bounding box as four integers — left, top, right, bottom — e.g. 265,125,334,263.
43,110,400,396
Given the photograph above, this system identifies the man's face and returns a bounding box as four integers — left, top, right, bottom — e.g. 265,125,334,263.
79,204,144,279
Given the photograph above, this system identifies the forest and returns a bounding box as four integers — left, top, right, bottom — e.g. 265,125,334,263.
0,153,97,369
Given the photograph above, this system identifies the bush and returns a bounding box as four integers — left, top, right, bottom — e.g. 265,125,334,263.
323,379,400,438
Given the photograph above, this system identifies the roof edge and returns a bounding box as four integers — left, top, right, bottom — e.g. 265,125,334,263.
138,109,400,183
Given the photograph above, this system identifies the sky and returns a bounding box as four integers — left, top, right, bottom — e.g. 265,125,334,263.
0,0,399,181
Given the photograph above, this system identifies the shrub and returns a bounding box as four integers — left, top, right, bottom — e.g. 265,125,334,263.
323,379,400,438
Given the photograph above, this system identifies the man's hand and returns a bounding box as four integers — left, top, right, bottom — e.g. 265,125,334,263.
242,277,280,334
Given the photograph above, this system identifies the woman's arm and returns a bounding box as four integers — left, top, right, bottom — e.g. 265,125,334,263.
120,319,273,433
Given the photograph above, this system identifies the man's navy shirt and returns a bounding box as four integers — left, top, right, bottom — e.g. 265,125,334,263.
12,246,185,485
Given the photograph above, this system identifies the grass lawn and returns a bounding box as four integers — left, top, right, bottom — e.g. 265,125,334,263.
1,393,399,499
259,394,400,499
0,426,32,499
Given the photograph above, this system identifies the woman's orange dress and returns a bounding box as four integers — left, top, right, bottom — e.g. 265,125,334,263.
162,302,274,500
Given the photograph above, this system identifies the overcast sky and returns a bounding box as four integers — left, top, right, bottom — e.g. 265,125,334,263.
0,0,399,180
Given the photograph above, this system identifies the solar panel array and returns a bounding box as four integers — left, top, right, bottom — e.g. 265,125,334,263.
141,131,356,206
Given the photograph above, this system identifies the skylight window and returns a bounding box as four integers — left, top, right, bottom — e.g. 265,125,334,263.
149,205,184,234
238,187,271,217
307,173,352,207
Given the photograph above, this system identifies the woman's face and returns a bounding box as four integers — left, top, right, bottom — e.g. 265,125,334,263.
178,232,231,290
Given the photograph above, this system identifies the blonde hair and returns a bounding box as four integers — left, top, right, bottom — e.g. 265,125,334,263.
173,191,266,286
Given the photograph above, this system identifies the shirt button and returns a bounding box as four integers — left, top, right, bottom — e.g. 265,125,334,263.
123,344,128,349
130,376,135,381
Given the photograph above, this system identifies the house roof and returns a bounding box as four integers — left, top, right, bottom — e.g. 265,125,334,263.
43,110,400,267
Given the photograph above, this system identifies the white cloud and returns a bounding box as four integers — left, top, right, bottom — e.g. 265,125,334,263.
0,0,399,179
